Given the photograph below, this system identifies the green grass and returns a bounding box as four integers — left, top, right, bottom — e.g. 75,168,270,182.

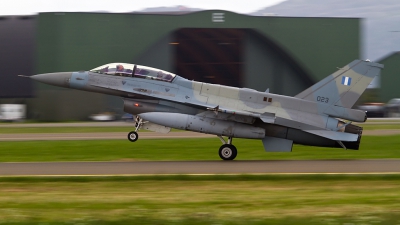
2,174,400,182
0,175,399,224
365,119,400,122
360,124,400,130
1,135,400,162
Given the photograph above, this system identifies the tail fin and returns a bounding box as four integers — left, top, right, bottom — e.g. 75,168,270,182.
295,60,383,108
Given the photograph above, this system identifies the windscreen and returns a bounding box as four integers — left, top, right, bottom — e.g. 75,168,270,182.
90,63,134,77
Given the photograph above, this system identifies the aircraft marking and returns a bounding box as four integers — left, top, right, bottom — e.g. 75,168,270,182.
341,76,352,86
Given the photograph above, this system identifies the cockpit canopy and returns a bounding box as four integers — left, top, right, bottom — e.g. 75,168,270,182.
89,63,176,82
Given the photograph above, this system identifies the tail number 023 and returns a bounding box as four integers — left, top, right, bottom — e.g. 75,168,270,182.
317,96,329,103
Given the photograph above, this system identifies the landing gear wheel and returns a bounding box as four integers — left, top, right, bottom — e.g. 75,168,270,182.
219,144,237,160
128,131,139,142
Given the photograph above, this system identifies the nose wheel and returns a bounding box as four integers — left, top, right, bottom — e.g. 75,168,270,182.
217,136,237,160
127,116,143,142
128,131,139,142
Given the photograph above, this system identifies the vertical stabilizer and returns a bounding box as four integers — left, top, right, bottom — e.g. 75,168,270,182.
295,60,383,108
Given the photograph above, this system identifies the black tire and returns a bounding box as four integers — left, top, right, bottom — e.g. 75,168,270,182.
218,144,237,160
128,131,139,142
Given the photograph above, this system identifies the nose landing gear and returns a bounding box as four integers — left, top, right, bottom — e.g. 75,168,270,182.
127,116,143,142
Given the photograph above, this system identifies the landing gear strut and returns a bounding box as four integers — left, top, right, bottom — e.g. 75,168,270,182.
217,136,237,160
127,116,143,142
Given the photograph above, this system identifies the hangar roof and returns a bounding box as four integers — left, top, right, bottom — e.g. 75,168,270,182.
36,10,360,83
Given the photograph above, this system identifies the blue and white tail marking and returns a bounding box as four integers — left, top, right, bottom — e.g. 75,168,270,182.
341,76,352,86
295,60,383,108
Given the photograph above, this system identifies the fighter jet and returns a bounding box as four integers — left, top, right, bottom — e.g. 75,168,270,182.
22,60,383,160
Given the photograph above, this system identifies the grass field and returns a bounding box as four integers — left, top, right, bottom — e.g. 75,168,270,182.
1,135,400,162
1,122,400,225
358,124,400,130
0,175,399,225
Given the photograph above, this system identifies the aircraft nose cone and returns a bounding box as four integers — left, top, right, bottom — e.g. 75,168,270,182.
31,72,72,88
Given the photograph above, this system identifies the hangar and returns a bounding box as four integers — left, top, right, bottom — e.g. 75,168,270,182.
377,52,400,102
0,11,360,120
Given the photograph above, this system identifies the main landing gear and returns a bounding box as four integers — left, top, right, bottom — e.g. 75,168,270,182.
217,136,237,160
127,116,143,142
127,117,237,161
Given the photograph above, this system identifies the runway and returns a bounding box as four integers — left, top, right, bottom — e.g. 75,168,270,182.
1,130,400,141
1,120,400,141
0,132,213,141
1,122,399,176
1,160,399,176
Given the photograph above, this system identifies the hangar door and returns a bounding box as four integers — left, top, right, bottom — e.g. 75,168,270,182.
174,28,244,88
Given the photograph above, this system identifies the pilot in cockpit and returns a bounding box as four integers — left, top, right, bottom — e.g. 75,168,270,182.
116,65,124,74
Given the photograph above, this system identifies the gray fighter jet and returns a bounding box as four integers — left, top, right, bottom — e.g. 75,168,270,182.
22,60,383,160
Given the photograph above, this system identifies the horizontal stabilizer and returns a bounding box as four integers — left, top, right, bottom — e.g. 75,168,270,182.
304,130,358,142
262,136,293,152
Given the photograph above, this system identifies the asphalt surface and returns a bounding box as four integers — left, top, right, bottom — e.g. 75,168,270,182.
1,160,399,176
1,120,399,141
1,130,399,141
0,122,135,127
0,132,214,141
0,119,399,128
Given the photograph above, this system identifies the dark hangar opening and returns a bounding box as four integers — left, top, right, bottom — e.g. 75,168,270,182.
172,28,314,95
174,28,244,88
0,16,35,98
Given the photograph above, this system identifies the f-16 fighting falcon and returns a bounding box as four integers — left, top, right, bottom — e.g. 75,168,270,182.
21,60,383,160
